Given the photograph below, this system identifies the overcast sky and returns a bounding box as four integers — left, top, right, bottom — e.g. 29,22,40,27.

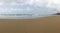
0,0,60,15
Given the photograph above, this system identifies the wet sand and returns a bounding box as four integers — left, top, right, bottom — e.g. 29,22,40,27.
0,15,60,33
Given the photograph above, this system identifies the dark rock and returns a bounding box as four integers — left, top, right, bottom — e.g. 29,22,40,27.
53,13,60,15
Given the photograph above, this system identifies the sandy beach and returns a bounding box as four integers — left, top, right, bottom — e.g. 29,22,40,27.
0,15,60,33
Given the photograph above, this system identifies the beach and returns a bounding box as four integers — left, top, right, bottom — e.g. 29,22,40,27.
0,15,60,33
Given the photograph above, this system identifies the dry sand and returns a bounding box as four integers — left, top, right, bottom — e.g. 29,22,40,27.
0,15,60,33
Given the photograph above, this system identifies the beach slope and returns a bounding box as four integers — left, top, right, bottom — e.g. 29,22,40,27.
0,15,60,33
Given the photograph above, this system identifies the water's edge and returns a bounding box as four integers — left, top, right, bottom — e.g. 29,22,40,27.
0,15,58,19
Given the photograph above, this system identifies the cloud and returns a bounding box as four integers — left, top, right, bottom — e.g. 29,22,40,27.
34,0,60,12
0,0,59,15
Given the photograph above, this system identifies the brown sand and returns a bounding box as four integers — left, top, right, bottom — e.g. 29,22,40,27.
0,16,60,33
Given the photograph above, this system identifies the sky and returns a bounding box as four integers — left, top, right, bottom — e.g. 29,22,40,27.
0,0,60,15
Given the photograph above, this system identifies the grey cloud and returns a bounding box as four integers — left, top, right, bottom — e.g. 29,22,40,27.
0,0,59,14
